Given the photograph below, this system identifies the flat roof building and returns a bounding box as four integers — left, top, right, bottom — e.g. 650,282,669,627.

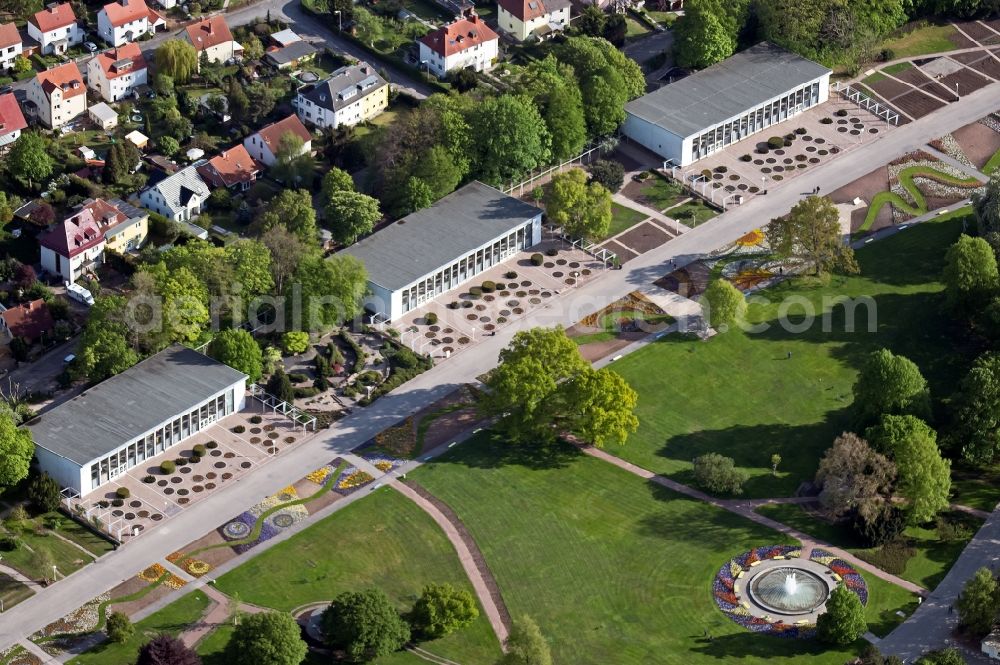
26,345,247,495
339,181,542,321
622,43,831,166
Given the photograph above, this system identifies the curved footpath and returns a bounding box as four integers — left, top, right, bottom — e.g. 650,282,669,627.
2,75,1000,653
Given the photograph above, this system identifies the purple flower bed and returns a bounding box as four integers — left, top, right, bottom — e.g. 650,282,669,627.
219,510,282,555
360,452,405,473
810,549,869,606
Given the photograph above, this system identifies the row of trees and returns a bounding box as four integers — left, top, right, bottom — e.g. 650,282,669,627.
673,0,997,70
370,37,643,217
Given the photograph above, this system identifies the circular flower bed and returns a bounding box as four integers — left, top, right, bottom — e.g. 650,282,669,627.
712,545,867,638
272,513,295,528
223,520,251,540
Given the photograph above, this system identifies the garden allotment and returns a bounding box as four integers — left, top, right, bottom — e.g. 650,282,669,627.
26,345,247,495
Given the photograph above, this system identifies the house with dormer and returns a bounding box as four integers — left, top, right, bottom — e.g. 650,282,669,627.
27,3,81,55
39,207,106,282
184,15,241,66
139,164,210,222
87,42,148,102
418,10,498,78
0,22,23,70
25,62,86,129
242,114,311,167
295,63,388,130
0,92,27,151
497,0,570,41
97,0,164,47
197,144,260,191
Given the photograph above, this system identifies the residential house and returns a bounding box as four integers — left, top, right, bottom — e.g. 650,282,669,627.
0,22,22,70
295,63,388,129
27,3,81,55
197,144,260,191
268,28,301,47
242,114,311,167
81,197,148,253
89,102,118,130
184,16,241,66
125,129,148,149
983,626,1000,660
139,164,210,222
25,62,86,129
39,207,106,282
88,42,148,102
418,11,498,79
496,0,570,41
0,92,27,151
0,300,55,343
265,40,318,70
97,0,164,47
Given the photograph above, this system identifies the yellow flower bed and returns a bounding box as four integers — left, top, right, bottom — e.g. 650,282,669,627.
138,563,168,583
275,486,298,502
306,466,333,485
338,470,373,490
374,460,394,472
185,559,212,577
736,229,765,247
163,573,187,590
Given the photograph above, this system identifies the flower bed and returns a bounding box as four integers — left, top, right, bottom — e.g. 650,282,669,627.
138,563,168,584
809,549,869,607
30,594,109,639
334,466,375,494
373,418,417,457
0,644,42,665
220,486,310,554
306,464,335,485
361,452,404,473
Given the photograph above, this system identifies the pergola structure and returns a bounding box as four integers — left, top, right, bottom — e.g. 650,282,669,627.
249,383,317,431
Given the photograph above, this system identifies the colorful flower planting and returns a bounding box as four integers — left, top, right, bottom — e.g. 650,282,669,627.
220,486,310,554
335,466,375,494
809,549,869,607
306,464,335,485
712,545,816,638
373,418,417,457
736,229,765,247
138,563,168,584
361,452,404,474
30,594,109,639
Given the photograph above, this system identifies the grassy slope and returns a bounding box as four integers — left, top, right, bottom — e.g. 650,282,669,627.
607,202,650,238
608,213,969,498
882,24,960,58
68,590,212,665
214,489,500,665
411,434,914,664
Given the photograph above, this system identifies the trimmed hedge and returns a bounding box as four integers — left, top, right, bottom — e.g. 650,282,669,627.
505,271,518,279
160,460,176,474
249,415,262,424
232,425,245,433
425,312,438,324
175,457,188,467
193,444,207,457
481,281,496,293
142,475,155,484
767,137,784,149
206,440,219,449
546,248,558,257
115,487,130,499
339,329,366,375
531,253,544,266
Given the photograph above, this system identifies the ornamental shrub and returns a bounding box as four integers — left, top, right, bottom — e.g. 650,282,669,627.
116,487,131,499
447,301,460,310
714,165,728,173
206,440,219,449
295,386,320,399
740,154,752,162
175,457,188,466
142,475,155,484
795,127,807,135
820,117,833,124
481,281,496,293
426,312,438,325
232,425,245,433
250,415,262,424
469,286,483,296
112,498,124,507
546,248,558,256
0,536,21,551
836,109,848,117
531,253,544,266
190,455,201,464
767,136,784,149
505,271,518,279
193,444,207,457
160,460,176,474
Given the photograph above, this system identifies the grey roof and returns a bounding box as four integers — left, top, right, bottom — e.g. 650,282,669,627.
147,163,210,212
339,181,541,291
298,63,387,112
25,345,247,466
265,40,318,66
625,42,831,139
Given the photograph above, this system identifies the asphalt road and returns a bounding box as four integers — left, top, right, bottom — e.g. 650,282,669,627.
1,77,998,652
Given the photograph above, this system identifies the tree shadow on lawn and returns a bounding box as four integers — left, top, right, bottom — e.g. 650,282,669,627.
850,212,964,288
688,631,847,662
425,430,583,471
656,413,852,498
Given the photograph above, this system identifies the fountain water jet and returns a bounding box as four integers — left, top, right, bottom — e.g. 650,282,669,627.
784,572,798,595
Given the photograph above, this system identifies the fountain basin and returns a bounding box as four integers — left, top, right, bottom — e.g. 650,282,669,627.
747,566,830,615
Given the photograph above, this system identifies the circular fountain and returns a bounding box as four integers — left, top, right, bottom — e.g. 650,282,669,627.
747,567,830,615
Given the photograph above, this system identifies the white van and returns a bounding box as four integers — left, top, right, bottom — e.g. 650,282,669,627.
65,282,95,307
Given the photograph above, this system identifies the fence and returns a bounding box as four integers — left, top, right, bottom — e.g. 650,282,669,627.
835,82,901,126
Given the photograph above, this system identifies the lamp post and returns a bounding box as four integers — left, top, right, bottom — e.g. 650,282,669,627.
954,82,959,102
334,9,341,31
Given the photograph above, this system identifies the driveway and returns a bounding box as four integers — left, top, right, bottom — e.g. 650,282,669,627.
623,29,674,67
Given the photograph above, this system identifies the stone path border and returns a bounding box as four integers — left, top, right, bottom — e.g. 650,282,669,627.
178,585,267,649
392,480,511,646
578,445,927,595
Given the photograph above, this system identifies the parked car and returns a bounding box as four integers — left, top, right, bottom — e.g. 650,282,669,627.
65,282,95,306
0,84,12,94
84,41,98,53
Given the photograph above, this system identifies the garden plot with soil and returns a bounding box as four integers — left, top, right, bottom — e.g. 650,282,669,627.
951,115,1000,170
949,49,1000,79
830,166,893,233
364,385,482,459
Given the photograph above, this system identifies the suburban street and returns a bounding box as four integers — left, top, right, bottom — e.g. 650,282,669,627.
1,67,998,653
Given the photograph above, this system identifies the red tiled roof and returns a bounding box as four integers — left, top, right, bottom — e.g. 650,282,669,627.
1,300,54,341
0,93,27,138
37,62,85,100
94,42,146,79
185,15,233,52
39,208,105,258
0,22,20,49
255,114,310,153
30,3,76,32
197,144,260,188
420,13,497,57
102,0,151,28
81,198,128,229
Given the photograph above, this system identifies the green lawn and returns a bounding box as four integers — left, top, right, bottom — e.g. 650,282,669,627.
882,24,960,58
757,504,979,590
631,177,685,212
0,526,96,581
68,590,212,665
411,433,913,664
983,147,1000,176
859,173,979,234
624,15,651,39
647,10,678,26
951,463,1000,512
43,514,116,558
607,202,650,238
0,573,33,611
670,200,718,227
214,489,501,664
882,61,913,75
608,213,968,498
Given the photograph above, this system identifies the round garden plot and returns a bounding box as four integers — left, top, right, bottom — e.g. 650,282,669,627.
171,477,182,484
211,450,222,457
138,510,149,518
164,488,174,495
151,514,163,521
130,500,141,508
157,480,167,487
222,473,233,480
178,498,189,505
241,461,252,469
215,462,226,469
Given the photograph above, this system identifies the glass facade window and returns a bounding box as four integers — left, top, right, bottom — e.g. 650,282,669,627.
399,221,534,314
690,80,822,161
87,388,236,490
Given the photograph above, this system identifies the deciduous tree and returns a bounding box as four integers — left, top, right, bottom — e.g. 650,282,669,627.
402,176,434,214
545,168,611,240
956,567,1000,637
587,160,625,193
77,327,139,382
816,584,866,644
27,472,61,513
701,278,746,330
256,189,318,245
223,611,306,665
469,95,551,185
271,133,315,186
211,329,263,383
261,226,310,293
692,452,746,494
0,411,33,489
6,132,53,189
852,348,931,425
943,234,998,313
154,40,198,84
673,1,737,68
322,589,410,662
287,255,368,331
815,432,896,521
107,611,134,643
766,196,858,275
321,167,355,197
136,634,202,665
497,616,551,665
866,415,950,524
410,584,479,639
323,191,381,245
951,351,1000,464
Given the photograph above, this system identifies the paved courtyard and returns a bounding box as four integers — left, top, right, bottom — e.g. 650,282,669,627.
65,407,318,543
395,235,608,359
